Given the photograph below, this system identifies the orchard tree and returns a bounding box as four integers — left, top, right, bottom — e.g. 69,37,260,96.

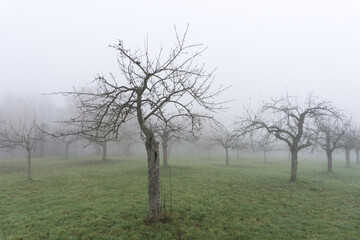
237,94,338,182
152,120,190,167
0,116,42,180
58,26,225,221
250,131,276,163
58,135,82,158
315,116,346,172
339,123,357,168
211,125,237,165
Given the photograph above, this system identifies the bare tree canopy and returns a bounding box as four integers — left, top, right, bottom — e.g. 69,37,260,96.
56,26,226,221
250,131,276,163
236,93,339,181
210,124,237,165
0,115,42,180
315,115,347,171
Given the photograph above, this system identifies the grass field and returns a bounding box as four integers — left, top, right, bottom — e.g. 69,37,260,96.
1,155,360,239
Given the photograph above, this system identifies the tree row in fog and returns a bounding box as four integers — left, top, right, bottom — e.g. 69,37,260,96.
1,27,359,221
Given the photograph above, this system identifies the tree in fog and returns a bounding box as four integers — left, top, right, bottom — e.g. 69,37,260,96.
152,120,189,167
211,125,237,165
58,26,225,221
250,131,276,163
118,126,139,157
338,123,357,168
237,94,338,182
83,129,113,161
58,134,82,158
353,128,360,164
0,116,42,180
315,116,346,172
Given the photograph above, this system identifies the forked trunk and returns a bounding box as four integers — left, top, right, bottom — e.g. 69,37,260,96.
145,135,161,221
225,147,229,165
345,148,351,167
162,141,168,167
290,149,298,182
326,150,333,172
102,141,107,161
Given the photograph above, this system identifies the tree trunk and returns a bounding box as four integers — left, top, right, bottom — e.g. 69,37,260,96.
102,141,107,161
290,149,298,182
162,141,168,167
236,149,239,159
145,134,161,221
345,148,351,167
207,147,210,160
26,148,32,181
356,149,360,164
225,147,229,165
65,142,70,158
326,150,333,172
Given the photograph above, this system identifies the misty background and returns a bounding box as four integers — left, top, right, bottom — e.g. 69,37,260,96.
1,0,360,125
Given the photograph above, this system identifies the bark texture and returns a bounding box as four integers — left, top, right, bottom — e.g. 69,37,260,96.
145,134,161,220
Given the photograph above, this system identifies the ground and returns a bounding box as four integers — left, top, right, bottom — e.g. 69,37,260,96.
1,155,360,239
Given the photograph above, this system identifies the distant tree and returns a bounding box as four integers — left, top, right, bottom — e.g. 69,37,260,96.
56,26,225,221
237,94,338,182
211,125,237,165
353,128,360,164
58,135,82,158
232,137,248,159
0,116,42,180
152,120,190,167
315,116,346,172
119,126,139,157
338,123,357,168
201,138,217,160
250,131,276,163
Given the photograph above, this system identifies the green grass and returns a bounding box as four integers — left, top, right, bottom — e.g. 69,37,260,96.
1,155,360,239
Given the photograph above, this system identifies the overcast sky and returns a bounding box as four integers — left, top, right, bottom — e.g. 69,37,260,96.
1,0,360,123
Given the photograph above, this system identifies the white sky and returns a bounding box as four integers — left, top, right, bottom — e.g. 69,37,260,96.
1,0,360,124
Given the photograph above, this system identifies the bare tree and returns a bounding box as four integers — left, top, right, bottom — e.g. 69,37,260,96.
0,116,42,180
250,131,276,163
315,116,346,172
58,135,82,158
57,26,225,221
211,125,237,165
338,123,357,168
151,120,190,167
118,126,139,157
353,127,360,164
237,94,338,182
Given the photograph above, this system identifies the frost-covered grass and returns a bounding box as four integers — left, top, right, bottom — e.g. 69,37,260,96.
1,155,360,239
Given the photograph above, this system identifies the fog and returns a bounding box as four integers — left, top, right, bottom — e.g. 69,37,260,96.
1,1,360,122
1,1,360,236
